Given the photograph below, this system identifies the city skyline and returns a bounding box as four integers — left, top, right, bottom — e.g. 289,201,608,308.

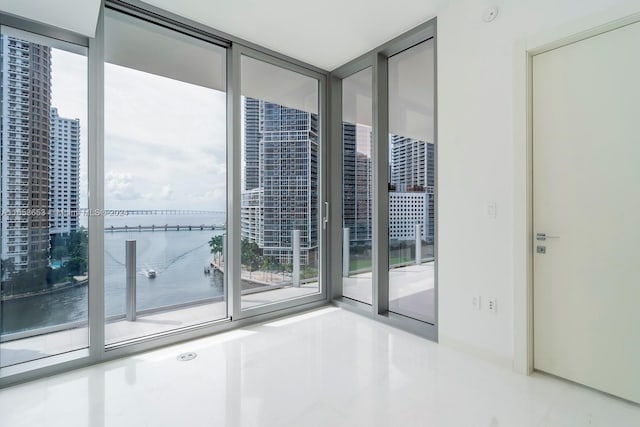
342,120,436,245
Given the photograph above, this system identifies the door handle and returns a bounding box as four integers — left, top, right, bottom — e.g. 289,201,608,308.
536,233,560,241
323,202,329,230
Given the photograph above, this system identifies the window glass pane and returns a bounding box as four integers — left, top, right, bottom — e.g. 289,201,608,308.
104,10,227,345
240,55,320,309
388,40,436,323
341,68,373,304
0,27,89,366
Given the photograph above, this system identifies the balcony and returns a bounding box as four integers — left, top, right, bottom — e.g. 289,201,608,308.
0,280,319,367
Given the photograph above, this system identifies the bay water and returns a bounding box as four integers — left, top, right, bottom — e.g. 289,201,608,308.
1,213,225,334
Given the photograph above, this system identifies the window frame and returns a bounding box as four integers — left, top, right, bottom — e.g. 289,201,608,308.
0,0,434,388
0,1,330,388
231,44,328,321
329,19,438,341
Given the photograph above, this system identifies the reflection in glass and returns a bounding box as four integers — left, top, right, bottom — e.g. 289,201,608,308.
0,29,88,366
341,68,373,304
240,56,320,309
388,40,436,323
104,10,227,345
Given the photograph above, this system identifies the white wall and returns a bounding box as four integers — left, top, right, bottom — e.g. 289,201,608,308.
436,0,640,369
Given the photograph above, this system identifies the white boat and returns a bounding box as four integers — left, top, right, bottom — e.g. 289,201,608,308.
146,270,156,279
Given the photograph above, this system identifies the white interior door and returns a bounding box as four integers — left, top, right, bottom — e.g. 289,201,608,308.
533,21,640,403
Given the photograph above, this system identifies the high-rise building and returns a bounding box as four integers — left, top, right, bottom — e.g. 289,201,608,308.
389,192,429,240
241,97,318,265
0,35,51,273
390,135,433,191
241,187,263,247
342,122,373,244
244,97,260,191
389,135,435,243
49,107,80,236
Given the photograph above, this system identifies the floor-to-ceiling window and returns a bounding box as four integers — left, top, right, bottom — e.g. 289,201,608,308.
103,9,228,345
0,27,89,367
387,39,436,324
341,67,373,305
238,53,324,312
0,0,431,387
332,23,436,336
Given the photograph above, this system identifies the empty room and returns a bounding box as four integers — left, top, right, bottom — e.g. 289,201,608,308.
1,0,640,425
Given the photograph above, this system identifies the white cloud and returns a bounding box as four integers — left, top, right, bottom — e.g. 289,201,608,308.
103,63,227,211
51,49,228,212
106,171,142,201
160,184,173,200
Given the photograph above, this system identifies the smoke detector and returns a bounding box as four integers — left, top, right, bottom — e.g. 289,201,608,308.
483,6,499,23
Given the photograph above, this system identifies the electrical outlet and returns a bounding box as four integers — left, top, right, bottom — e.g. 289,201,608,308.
472,296,481,311
487,202,496,218
487,298,497,314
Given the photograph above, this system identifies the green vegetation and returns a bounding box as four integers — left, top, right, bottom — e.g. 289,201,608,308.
1,228,88,297
347,243,435,274
301,266,318,280
208,236,319,281
208,235,223,254
241,238,263,272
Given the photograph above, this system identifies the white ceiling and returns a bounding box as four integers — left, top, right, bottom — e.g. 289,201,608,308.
0,0,439,70
142,0,440,70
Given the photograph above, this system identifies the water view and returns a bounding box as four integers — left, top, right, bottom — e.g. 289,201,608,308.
1,213,225,334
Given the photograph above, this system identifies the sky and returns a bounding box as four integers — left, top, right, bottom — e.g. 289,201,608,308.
50,48,88,209
51,48,227,213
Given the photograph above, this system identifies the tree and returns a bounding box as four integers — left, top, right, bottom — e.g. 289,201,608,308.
241,238,263,272
209,235,223,254
67,229,88,259
65,257,87,276
51,246,68,264
261,257,274,281
1,258,15,280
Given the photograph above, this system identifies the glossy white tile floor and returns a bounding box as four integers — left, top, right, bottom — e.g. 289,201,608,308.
1,306,640,427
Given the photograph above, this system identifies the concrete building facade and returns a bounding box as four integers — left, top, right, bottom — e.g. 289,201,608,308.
389,135,435,243
0,35,51,273
49,107,80,236
241,97,319,265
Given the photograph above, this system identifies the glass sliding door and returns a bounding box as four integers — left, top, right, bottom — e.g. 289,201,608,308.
104,9,227,345
0,27,89,366
239,54,322,310
387,39,436,323
341,68,373,305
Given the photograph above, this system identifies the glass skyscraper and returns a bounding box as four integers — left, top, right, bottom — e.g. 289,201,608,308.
342,122,373,245
241,97,319,265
